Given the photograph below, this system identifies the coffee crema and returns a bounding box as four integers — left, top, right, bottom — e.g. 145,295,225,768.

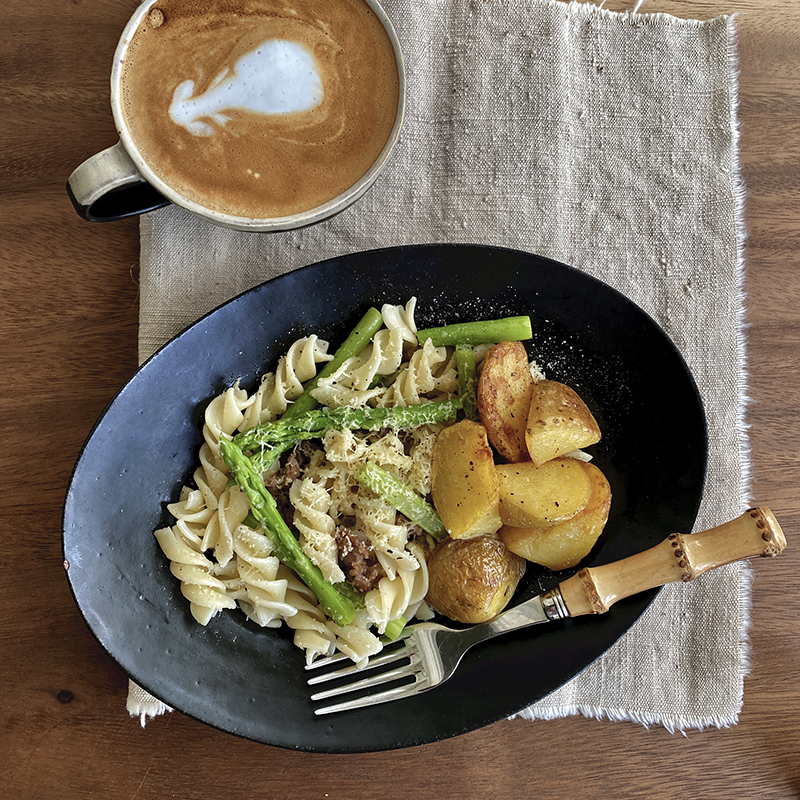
120,0,400,219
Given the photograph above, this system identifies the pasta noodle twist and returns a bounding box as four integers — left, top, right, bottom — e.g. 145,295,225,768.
167,486,215,527
193,442,228,510
326,611,383,667
365,543,429,634
203,384,252,456
279,566,337,664
240,335,332,429
289,476,343,584
348,300,419,391
228,526,297,628
154,525,236,625
310,300,419,408
200,485,250,568
308,359,385,408
377,339,458,407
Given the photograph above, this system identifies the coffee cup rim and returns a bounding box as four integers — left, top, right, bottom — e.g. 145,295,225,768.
109,0,406,232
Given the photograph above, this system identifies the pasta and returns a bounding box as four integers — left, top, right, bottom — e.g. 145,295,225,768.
240,335,332,429
228,525,296,628
154,524,236,625
153,298,524,667
365,542,429,634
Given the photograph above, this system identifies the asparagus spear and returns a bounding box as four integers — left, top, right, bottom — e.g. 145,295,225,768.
219,438,357,626
234,397,463,452
456,343,479,422
354,463,446,540
416,315,532,347
282,307,384,420
250,442,295,475
382,616,407,641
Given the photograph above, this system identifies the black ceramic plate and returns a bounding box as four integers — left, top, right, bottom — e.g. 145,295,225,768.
63,244,707,752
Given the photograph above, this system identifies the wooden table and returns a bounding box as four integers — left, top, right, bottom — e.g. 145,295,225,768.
3,1,798,797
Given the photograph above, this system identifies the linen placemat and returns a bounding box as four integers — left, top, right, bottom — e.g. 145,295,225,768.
129,0,749,732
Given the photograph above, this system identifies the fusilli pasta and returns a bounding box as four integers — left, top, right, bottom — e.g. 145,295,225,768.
154,297,495,667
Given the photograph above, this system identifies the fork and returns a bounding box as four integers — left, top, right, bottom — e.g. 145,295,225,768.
307,507,785,714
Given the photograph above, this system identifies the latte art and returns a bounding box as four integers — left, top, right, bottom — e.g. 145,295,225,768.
169,39,324,137
119,0,400,220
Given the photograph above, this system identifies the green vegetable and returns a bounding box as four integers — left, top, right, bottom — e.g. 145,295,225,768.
456,343,479,421
382,616,407,641
242,511,260,529
249,442,296,475
219,438,357,626
234,398,462,453
354,463,446,540
416,315,532,347
282,307,384,420
331,580,367,609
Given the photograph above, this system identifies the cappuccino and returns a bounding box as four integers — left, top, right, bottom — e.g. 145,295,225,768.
119,0,401,220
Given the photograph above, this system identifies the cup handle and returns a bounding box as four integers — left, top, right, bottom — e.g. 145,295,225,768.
66,141,170,222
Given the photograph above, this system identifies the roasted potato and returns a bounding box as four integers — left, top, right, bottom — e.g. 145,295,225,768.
425,534,526,623
496,457,593,528
477,341,534,462
524,380,601,467
499,461,611,570
431,420,502,539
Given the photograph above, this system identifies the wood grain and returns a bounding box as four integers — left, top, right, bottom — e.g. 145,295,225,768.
2,1,798,798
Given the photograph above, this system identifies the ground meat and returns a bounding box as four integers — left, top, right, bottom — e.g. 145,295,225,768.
262,440,321,526
335,527,385,593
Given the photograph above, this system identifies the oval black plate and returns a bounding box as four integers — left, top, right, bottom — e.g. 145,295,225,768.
63,244,707,752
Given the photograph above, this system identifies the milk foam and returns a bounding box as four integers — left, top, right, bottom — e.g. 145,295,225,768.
122,0,400,219
168,39,323,137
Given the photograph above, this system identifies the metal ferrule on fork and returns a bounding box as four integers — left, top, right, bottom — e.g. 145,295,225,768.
540,586,570,621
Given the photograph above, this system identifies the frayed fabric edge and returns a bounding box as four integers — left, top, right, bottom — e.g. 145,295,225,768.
127,680,173,728
509,704,742,736
548,0,733,26
725,13,755,692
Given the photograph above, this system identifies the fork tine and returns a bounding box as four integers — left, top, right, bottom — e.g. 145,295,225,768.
310,661,420,702
306,644,413,686
312,678,431,715
304,650,352,672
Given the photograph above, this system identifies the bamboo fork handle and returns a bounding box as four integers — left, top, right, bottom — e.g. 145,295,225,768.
558,507,786,618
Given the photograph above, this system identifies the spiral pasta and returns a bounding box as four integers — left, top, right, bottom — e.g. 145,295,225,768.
240,335,332,429
154,297,469,666
200,485,250,568
310,300,419,408
377,338,459,407
365,542,429,633
228,525,297,628
154,525,236,625
327,611,383,666
203,384,252,454
279,566,337,664
289,476,343,584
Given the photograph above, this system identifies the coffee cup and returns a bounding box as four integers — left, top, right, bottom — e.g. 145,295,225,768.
67,0,405,232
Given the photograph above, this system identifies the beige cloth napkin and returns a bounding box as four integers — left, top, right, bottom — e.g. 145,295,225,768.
130,0,750,732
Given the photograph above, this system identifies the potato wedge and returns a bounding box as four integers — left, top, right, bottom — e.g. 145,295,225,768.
477,341,534,462
431,420,502,539
524,380,601,467
426,534,526,624
496,457,593,528
499,461,611,570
